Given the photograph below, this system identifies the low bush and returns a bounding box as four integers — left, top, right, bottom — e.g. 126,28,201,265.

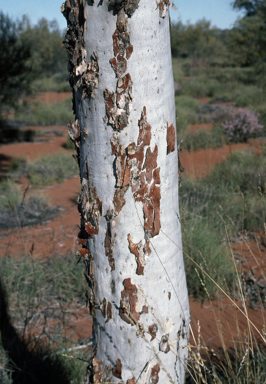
182,126,226,151
14,99,74,126
26,152,78,186
0,180,60,229
180,150,266,299
214,107,263,142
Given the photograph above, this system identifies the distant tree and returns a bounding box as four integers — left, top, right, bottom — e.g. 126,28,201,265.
170,19,230,65
18,16,68,76
0,12,33,109
232,0,265,16
230,0,266,65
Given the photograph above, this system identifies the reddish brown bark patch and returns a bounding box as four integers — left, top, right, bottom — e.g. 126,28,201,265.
92,357,112,383
158,0,170,18
167,122,176,155
92,357,103,383
113,358,122,379
113,187,129,215
120,278,140,325
128,234,150,275
159,334,170,353
105,225,115,271
150,364,160,384
150,182,161,237
143,145,158,183
102,297,107,318
76,248,89,261
168,292,171,300
68,120,81,148
148,323,158,341
110,55,127,77
107,301,113,322
127,378,136,384
85,222,99,236
78,179,102,237
111,107,161,240
104,74,132,131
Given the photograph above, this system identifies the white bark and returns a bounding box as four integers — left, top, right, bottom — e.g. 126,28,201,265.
63,1,190,382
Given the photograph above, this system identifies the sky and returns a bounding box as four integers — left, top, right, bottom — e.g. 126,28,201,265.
0,0,243,30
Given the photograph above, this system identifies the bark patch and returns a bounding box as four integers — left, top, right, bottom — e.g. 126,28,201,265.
120,278,140,325
102,298,113,321
167,122,175,155
158,0,170,18
150,363,160,384
128,234,151,275
62,1,99,101
148,324,158,341
113,358,122,379
105,222,115,271
111,107,161,239
109,0,140,16
159,334,170,353
78,178,102,238
127,378,136,384
104,74,133,131
92,357,112,383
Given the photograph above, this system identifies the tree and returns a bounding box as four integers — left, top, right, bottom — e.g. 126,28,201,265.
62,1,190,382
230,0,266,65
0,12,33,109
232,0,266,16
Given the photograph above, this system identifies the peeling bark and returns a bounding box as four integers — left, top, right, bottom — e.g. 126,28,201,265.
148,323,158,341
113,358,122,379
128,234,150,275
166,122,175,155
120,278,140,325
158,0,170,18
150,363,160,384
159,334,170,353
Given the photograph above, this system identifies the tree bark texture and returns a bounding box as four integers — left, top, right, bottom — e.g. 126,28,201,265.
62,1,190,382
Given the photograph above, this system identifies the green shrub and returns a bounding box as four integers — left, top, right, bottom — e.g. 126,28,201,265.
26,152,78,186
14,99,74,126
182,126,226,151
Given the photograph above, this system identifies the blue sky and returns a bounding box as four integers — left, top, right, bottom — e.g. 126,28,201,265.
0,0,243,30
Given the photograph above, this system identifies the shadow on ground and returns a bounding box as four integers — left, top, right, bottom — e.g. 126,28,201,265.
0,277,71,384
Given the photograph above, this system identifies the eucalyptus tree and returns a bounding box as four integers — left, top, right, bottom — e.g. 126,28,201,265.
62,1,190,382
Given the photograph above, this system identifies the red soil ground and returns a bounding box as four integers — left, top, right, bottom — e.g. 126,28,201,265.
0,99,265,357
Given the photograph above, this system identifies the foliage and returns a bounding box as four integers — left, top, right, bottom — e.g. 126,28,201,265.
230,0,266,65
14,98,74,126
180,150,266,299
0,12,33,108
0,253,88,383
182,126,226,151
170,19,230,65
25,153,78,186
18,16,67,77
0,180,60,229
214,107,263,142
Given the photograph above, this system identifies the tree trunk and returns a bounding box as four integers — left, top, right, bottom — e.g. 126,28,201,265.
62,1,190,382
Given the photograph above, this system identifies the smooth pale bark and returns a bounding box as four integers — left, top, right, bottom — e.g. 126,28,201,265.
63,1,190,382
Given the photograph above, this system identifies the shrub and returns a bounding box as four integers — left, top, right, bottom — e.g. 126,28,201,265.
26,152,78,186
214,107,263,142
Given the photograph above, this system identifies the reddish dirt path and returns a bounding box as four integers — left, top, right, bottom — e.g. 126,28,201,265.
186,122,213,133
180,139,262,179
27,92,72,104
